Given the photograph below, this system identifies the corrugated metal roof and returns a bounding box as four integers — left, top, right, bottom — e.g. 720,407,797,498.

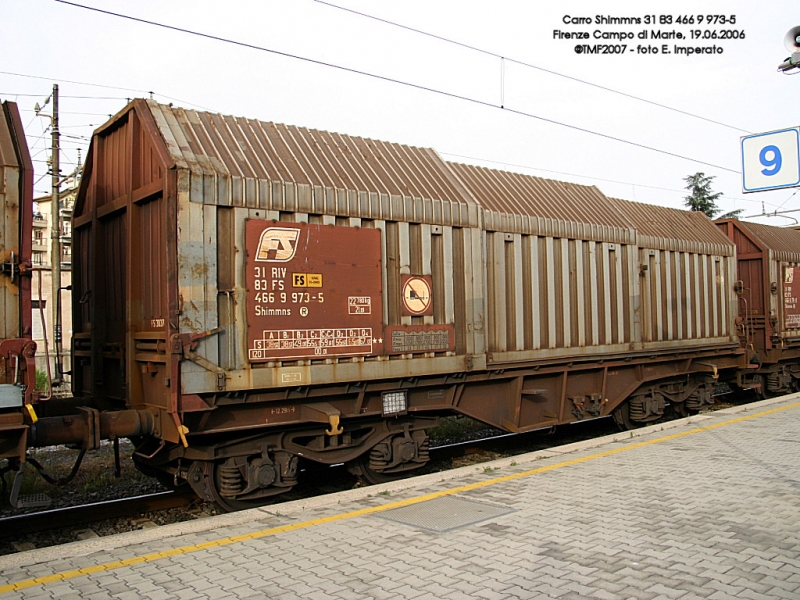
146,100,479,225
445,163,734,253
609,198,735,255
736,220,800,262
137,99,739,253
448,162,624,226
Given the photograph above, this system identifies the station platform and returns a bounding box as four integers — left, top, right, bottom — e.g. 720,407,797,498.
2,395,800,600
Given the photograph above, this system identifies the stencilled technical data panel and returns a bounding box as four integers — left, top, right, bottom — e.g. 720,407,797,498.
246,221,383,361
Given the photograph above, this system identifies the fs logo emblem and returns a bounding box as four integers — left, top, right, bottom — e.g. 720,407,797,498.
255,227,300,262
786,267,795,285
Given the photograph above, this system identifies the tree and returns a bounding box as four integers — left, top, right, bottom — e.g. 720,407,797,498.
683,172,743,219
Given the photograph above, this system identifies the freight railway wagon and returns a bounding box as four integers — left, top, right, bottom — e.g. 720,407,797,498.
5,99,748,510
717,219,800,395
0,101,37,480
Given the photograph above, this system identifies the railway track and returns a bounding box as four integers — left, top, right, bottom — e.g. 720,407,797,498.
0,391,751,555
0,490,197,538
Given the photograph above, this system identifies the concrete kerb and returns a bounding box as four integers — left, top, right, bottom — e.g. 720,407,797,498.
2,392,797,570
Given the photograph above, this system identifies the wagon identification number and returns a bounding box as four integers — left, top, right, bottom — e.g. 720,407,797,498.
784,266,800,328
245,221,384,361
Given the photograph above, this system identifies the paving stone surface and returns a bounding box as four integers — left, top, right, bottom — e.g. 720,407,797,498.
2,397,800,599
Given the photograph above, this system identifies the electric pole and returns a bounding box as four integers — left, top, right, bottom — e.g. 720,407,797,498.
50,84,63,385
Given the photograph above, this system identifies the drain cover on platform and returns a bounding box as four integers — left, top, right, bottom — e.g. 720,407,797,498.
375,496,516,533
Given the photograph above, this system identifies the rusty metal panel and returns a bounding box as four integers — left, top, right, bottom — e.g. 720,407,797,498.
716,219,800,350
462,163,738,364
96,116,131,207
176,171,218,348
735,220,800,263
245,221,383,361
72,100,174,405
783,266,800,329
0,101,31,341
0,102,25,340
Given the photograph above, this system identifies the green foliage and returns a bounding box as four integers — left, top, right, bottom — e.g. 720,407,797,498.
35,369,49,392
684,172,723,217
683,172,745,220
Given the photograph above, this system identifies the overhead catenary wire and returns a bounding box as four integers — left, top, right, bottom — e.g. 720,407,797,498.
310,0,751,134
0,70,214,111
51,0,741,175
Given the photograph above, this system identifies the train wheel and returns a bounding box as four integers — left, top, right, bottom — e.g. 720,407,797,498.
669,401,690,419
753,374,773,400
197,459,295,512
347,456,412,485
611,401,643,431
346,434,430,485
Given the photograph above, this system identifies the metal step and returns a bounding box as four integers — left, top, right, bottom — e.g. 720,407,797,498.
9,465,52,509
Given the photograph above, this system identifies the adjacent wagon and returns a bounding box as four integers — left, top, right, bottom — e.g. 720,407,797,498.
717,218,800,395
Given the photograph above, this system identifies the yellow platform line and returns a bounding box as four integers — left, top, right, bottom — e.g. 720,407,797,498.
3,401,799,595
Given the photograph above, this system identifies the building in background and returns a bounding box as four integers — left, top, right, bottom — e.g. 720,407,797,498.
31,179,74,390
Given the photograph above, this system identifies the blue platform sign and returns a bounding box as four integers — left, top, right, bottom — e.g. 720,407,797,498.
741,128,800,193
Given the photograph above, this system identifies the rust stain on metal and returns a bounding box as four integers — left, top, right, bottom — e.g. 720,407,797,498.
246,221,383,361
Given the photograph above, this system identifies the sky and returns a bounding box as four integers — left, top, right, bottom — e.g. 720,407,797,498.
2,0,800,224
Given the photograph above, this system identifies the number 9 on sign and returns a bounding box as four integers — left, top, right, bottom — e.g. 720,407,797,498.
741,128,800,193
759,145,782,176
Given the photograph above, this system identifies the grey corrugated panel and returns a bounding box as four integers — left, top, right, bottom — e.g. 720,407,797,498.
402,145,460,206
609,198,735,256
373,138,440,201
278,123,331,187
181,108,231,177
147,102,187,171
447,162,631,230
307,130,361,192
336,133,391,194
240,118,293,184
736,220,800,262
195,111,241,176
147,100,475,224
227,116,272,181
324,131,374,190
214,113,253,180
